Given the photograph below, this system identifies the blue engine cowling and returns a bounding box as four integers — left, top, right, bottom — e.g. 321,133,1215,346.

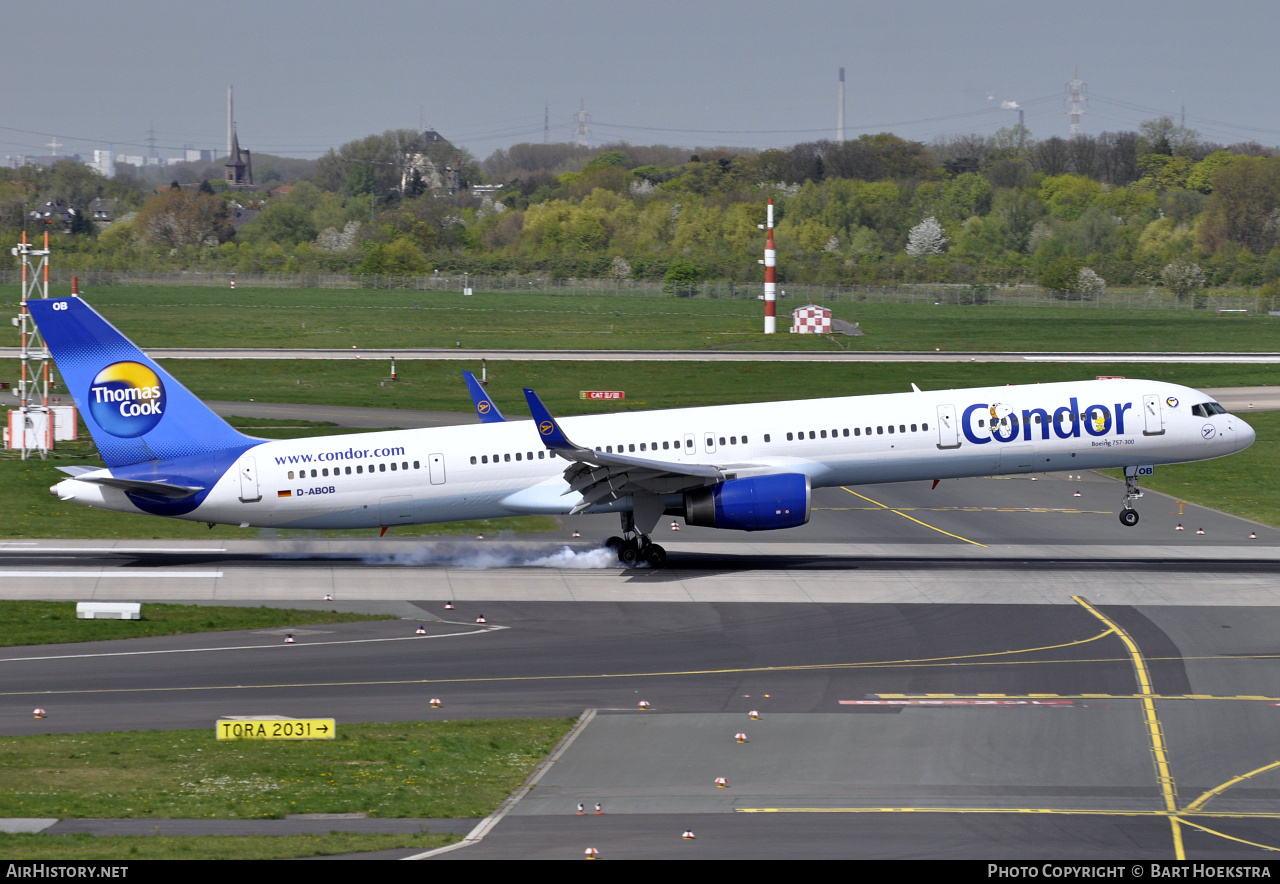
683,474,811,531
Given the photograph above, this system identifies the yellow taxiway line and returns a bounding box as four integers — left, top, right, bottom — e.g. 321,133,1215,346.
841,487,988,546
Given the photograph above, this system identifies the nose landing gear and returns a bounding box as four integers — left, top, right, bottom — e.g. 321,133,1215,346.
1119,472,1144,527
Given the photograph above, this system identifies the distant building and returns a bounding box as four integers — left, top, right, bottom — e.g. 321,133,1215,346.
28,199,76,233
225,129,253,186
185,148,215,163
86,149,115,178
270,184,293,197
88,198,119,224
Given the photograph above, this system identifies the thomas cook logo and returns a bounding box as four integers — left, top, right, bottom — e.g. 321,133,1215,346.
88,361,166,437
1167,397,1180,408
477,401,491,414
539,420,555,436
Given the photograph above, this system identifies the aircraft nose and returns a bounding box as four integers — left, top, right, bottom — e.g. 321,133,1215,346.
1235,418,1257,452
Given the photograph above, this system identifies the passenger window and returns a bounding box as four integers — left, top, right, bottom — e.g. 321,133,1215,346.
809,431,816,440
922,422,928,431
323,468,329,476
413,461,419,469
629,444,635,452
685,439,692,448
663,441,669,450
402,462,408,470
516,452,522,461
288,471,294,480
379,464,386,472
877,427,883,435
346,467,352,475
719,437,726,446
820,430,827,439
730,436,736,445
471,456,477,465
528,452,534,460
606,446,613,453
899,425,906,433
843,429,849,437
742,436,747,443
311,469,317,478
481,456,488,464
911,424,917,432
390,463,396,471
504,454,511,462
357,465,363,474
854,428,861,436
888,426,895,434
978,420,985,427
787,432,794,441
640,443,646,451
763,434,770,443
538,451,545,459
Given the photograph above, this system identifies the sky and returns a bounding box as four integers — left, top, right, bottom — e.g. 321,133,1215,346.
3,0,1278,163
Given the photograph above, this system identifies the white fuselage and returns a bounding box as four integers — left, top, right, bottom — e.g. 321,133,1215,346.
53,379,1252,529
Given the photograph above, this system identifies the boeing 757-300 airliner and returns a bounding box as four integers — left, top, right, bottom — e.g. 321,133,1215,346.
30,297,1255,567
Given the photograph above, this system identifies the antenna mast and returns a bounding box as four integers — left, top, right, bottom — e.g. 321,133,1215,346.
1065,68,1087,137
837,68,846,142
10,231,53,459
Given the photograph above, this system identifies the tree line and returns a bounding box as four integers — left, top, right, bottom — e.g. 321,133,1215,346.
4,118,1280,297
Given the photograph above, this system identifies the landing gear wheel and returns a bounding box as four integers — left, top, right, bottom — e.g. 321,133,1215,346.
644,545,667,568
1119,508,1140,527
604,536,624,553
619,544,640,565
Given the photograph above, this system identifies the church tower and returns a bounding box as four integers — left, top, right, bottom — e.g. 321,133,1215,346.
225,128,253,186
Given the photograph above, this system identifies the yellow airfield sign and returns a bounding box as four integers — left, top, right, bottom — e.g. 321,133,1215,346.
216,719,335,740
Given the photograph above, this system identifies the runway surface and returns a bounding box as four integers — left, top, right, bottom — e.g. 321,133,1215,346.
5,472,1280,859
6,347,1280,363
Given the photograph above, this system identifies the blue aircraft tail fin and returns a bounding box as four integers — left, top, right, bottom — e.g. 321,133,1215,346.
463,371,506,423
26,296,257,468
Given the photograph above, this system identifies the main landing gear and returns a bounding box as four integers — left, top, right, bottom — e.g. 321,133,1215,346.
605,512,667,567
1119,472,1144,527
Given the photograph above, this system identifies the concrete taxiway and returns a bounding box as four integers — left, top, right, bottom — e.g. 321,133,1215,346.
5,472,1280,859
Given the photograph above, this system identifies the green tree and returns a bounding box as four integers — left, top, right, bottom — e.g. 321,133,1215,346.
663,258,701,295
236,204,317,248
1039,255,1082,298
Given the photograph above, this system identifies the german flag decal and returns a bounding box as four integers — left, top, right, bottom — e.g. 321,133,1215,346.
277,490,292,498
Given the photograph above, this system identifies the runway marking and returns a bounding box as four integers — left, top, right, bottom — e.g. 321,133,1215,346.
0,571,223,578
1073,596,1183,859
0,626,504,664
0,627,1125,698
0,548,228,554
1184,761,1280,814
840,488,988,547
1178,819,1280,853
736,807,1280,823
816,506,1110,515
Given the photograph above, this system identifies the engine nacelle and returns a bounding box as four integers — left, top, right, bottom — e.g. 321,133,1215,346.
683,473,811,532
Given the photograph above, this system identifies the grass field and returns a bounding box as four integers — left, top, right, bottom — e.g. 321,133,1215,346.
0,602,394,648
0,831,456,860
5,285,1280,351
0,719,573,820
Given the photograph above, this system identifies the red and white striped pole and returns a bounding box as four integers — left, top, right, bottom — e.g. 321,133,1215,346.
763,198,776,334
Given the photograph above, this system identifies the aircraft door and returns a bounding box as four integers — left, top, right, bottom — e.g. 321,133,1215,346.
1142,394,1165,436
703,432,717,454
237,457,261,502
428,453,446,485
936,405,961,449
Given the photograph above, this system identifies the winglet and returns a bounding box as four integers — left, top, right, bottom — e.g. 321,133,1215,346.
463,371,506,423
523,388,578,451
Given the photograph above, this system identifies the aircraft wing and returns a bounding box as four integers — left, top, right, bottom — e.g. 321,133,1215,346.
463,371,506,423
523,388,724,513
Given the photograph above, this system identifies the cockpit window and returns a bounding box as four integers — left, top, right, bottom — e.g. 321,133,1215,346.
1192,402,1229,417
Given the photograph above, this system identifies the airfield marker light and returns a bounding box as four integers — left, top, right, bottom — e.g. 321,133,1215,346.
1197,528,1205,535
749,710,760,720
1074,491,1081,498
683,830,696,840
230,276,235,290
572,531,580,538
416,625,426,635
284,634,295,643
444,601,454,610
577,803,585,815
584,848,599,859
323,594,332,601
430,698,441,708
390,357,397,382
476,615,487,624
1251,532,1258,539
32,708,45,718
638,700,651,710
671,520,680,531
595,802,602,815
476,533,484,540
1176,524,1184,531
735,733,748,743
715,777,728,788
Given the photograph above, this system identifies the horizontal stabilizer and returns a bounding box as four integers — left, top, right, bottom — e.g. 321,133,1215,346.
78,476,206,499
57,466,97,477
